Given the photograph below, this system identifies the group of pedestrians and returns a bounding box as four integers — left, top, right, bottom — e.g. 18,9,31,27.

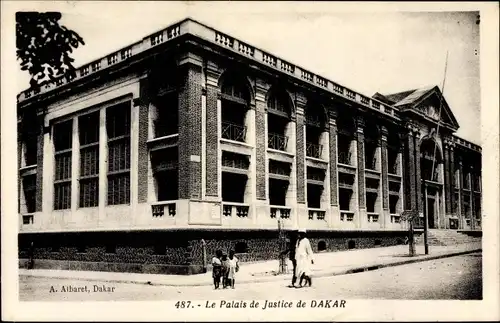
211,249,239,289
210,228,314,290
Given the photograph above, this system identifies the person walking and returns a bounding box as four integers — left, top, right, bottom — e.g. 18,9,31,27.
294,228,314,288
281,229,298,287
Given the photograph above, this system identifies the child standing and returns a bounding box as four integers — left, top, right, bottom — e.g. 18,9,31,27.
221,254,230,288
227,250,239,289
212,250,223,289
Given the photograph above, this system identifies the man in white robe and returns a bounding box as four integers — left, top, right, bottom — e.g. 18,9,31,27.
295,228,314,287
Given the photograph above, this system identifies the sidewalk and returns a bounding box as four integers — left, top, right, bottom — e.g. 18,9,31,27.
19,242,481,287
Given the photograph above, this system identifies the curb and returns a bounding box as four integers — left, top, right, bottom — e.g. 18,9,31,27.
20,249,481,287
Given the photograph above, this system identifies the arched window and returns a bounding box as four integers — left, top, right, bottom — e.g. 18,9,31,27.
317,240,327,252
221,75,250,103
220,75,250,143
420,139,442,182
267,90,291,116
235,241,248,254
267,89,292,152
347,240,356,249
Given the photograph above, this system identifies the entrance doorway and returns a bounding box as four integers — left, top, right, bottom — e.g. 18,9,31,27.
427,196,436,229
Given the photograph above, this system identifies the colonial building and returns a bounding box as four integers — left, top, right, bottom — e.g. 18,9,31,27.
17,18,482,274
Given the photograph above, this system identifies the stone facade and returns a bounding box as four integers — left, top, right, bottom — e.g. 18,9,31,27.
17,18,482,274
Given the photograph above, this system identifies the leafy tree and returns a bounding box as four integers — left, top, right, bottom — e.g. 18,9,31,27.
16,12,85,87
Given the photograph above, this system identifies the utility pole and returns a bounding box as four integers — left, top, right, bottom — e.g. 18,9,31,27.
277,218,287,274
427,51,449,255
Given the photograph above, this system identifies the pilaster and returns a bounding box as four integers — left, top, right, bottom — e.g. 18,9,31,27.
70,116,79,212
98,108,107,218
449,143,456,216
295,96,307,205
414,129,423,215
443,138,452,215
35,121,45,212
380,125,389,228
328,109,338,208
405,123,417,212
458,156,465,228
136,79,150,204
178,63,203,200
254,79,270,201
205,63,222,198
470,165,476,230
355,116,366,228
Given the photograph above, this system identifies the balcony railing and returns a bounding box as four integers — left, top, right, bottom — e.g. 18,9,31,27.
306,142,323,159
221,121,246,142
21,213,34,225
308,208,326,220
340,211,354,222
222,202,249,217
268,132,288,151
270,206,291,219
151,201,176,217
367,212,379,223
390,214,400,224
338,151,352,165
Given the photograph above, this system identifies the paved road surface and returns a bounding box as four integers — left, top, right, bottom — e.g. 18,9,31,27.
19,253,482,301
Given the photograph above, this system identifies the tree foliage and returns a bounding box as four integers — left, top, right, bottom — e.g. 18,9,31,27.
16,12,85,87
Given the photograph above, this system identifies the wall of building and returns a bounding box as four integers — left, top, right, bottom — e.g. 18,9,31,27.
19,229,413,275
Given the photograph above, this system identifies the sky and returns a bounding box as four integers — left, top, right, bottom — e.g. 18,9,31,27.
14,2,481,144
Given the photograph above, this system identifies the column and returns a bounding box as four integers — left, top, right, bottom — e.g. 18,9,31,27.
320,122,331,223
295,100,306,205
449,143,456,216
42,121,54,217
458,156,464,228
178,60,203,200
469,165,476,230
355,116,366,228
205,62,221,198
254,82,268,201
398,132,407,212
405,124,417,211
70,116,79,212
414,129,423,215
136,78,149,204
443,139,452,215
328,109,339,227
380,126,389,228
98,108,107,221
35,120,45,212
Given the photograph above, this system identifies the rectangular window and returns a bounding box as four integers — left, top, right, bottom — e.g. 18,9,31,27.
151,147,178,201
107,103,130,205
269,178,288,206
154,92,178,138
389,195,399,214
79,112,100,208
387,147,398,174
22,174,37,213
24,135,38,166
337,133,352,165
53,120,73,210
339,188,352,211
222,172,247,203
366,192,377,213
307,183,322,208
364,141,377,170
